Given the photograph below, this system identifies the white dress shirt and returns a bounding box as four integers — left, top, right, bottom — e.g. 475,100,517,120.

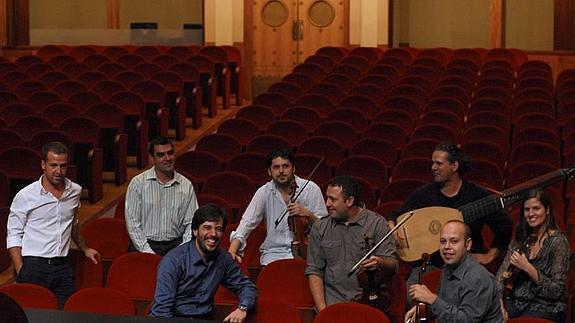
230,175,328,265
6,176,82,257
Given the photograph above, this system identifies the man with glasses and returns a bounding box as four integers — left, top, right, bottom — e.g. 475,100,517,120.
125,136,198,255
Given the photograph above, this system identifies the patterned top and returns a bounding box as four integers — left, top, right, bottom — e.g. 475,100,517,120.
496,231,570,315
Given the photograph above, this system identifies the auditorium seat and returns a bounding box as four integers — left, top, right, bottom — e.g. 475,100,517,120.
85,103,129,186
331,64,364,81
217,118,260,147
245,135,291,155
267,81,303,99
349,138,399,170
82,54,110,69
305,54,336,72
13,80,48,98
202,172,256,214
313,121,360,149
307,83,346,103
236,105,277,130
52,80,88,99
460,140,508,166
69,45,98,60
64,287,136,315
59,116,104,203
257,259,313,308
97,62,126,77
348,83,388,103
410,124,461,145
293,93,336,117
401,138,442,159
106,252,161,314
25,62,54,75
253,92,292,115
41,102,81,126
11,116,55,141
24,91,63,111
282,72,315,91
341,55,372,73
326,108,369,132
0,283,59,310
390,157,433,182
335,156,388,192
254,299,303,323
0,129,26,154
362,122,409,149
372,109,416,134
225,152,269,186
349,46,383,61
280,106,322,132
313,302,390,323
265,120,310,148
381,95,422,118
338,95,380,117
293,153,333,187
324,73,356,91
196,133,242,162
292,63,327,82
298,136,346,169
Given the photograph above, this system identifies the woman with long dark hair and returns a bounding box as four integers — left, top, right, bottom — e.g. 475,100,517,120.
496,188,570,322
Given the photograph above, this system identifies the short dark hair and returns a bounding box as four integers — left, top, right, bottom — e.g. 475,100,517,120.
41,142,69,161
328,176,362,206
266,148,295,169
434,143,472,175
148,136,174,155
191,204,228,238
444,219,472,240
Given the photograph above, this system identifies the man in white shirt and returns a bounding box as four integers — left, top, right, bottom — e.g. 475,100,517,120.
228,148,328,266
6,141,100,308
125,136,198,255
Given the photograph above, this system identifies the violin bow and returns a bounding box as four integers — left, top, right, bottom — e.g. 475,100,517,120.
274,156,326,229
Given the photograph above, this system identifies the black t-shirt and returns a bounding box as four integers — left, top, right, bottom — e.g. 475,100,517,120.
388,180,512,265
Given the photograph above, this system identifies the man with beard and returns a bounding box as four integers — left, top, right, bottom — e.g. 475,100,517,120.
151,204,257,321
387,143,512,301
405,220,502,323
7,142,100,308
125,136,198,255
306,176,396,312
228,148,327,265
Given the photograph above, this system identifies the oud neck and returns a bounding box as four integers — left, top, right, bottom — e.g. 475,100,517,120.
458,168,571,223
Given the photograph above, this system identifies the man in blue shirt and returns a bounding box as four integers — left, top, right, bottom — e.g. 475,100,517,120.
151,204,257,321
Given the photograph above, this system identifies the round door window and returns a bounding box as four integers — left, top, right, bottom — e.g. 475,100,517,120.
308,0,335,28
262,0,289,28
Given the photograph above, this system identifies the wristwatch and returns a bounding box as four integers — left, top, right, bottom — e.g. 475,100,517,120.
238,304,249,312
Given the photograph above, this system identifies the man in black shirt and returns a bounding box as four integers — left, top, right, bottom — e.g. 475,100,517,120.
387,144,512,302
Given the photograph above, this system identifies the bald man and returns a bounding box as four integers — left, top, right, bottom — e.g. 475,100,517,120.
405,220,503,323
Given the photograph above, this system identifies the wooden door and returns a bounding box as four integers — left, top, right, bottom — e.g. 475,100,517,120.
251,0,348,95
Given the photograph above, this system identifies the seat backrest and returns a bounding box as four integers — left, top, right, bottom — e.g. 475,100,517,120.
82,218,130,261
0,283,59,309
313,302,391,323
106,252,162,301
257,259,313,307
64,287,136,315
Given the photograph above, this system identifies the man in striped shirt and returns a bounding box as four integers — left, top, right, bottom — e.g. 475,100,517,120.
125,136,198,256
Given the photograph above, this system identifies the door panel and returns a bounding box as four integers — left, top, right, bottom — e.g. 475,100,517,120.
252,0,348,95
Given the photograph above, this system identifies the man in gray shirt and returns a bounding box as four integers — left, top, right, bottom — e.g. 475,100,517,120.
306,176,396,312
406,220,503,323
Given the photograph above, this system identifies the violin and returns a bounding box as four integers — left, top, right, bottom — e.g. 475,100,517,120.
354,235,391,312
287,180,309,259
415,253,431,322
274,156,326,259
501,234,538,298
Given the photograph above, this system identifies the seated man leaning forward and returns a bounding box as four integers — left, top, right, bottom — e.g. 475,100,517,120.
306,176,397,312
405,220,503,323
151,204,257,322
